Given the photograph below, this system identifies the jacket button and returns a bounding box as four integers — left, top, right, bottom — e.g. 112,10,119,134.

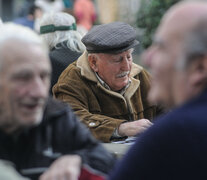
89,122,96,127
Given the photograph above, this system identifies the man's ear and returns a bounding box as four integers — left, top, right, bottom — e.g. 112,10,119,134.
88,54,98,72
188,56,207,89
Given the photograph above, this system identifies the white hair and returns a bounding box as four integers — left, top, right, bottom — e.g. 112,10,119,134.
39,12,85,52
0,23,47,50
0,18,2,26
0,23,48,70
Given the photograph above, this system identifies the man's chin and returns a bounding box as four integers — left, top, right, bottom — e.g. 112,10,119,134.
20,112,43,127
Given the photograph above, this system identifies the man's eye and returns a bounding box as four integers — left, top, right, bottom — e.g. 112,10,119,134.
113,58,122,63
40,72,50,81
15,74,32,81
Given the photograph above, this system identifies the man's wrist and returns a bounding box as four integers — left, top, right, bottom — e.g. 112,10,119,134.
112,128,123,138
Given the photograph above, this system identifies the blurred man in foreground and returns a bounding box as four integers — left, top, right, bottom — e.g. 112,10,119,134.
109,1,207,179
0,23,115,180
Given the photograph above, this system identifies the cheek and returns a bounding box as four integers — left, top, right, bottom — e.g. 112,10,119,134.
150,67,174,103
172,73,188,96
111,65,121,74
100,65,117,78
7,84,29,102
13,86,26,96
0,89,14,120
152,57,173,83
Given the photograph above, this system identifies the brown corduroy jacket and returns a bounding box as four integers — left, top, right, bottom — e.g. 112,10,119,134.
53,52,158,142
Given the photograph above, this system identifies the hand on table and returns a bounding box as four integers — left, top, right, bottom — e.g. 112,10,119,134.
118,119,153,137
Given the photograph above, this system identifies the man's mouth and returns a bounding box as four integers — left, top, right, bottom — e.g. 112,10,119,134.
20,100,45,112
24,103,40,110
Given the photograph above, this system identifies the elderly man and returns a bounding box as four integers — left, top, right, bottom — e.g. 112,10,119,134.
53,22,158,142
0,23,115,180
109,1,207,180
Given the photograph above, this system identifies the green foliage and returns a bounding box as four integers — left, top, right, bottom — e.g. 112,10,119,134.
137,0,181,48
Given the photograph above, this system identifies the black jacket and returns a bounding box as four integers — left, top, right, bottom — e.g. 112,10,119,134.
0,98,115,180
49,42,82,94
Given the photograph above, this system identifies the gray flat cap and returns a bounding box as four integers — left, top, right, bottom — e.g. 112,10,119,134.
81,22,139,54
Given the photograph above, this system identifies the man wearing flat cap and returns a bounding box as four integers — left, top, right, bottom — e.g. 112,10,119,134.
53,22,159,142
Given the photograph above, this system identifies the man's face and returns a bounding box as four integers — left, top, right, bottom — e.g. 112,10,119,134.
92,50,133,91
0,41,51,133
143,19,189,109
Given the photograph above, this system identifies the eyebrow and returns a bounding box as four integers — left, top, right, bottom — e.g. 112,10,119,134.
112,54,130,62
111,49,133,59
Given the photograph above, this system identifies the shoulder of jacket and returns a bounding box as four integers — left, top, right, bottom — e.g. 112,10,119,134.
130,63,143,77
42,97,70,121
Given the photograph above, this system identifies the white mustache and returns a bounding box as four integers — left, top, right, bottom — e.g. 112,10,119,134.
116,71,129,78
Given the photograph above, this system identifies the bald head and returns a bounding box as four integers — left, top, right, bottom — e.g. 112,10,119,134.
164,0,207,22
144,0,207,109
157,0,207,44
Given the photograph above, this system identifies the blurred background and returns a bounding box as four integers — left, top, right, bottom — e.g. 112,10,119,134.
0,0,181,64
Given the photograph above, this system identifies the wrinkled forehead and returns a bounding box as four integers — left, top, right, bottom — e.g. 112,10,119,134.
2,39,46,56
0,40,50,70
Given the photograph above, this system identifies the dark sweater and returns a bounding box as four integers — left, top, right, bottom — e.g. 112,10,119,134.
0,98,115,180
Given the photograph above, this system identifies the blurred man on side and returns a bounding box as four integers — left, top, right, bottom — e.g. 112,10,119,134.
109,1,207,179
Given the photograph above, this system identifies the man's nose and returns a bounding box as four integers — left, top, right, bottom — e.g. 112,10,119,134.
121,57,131,71
142,46,156,68
29,77,49,98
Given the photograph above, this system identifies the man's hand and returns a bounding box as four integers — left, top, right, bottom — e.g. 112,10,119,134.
39,155,81,180
118,119,153,137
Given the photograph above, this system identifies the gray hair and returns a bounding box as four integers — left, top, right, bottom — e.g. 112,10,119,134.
0,23,48,70
0,23,45,45
176,18,207,70
39,12,85,53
